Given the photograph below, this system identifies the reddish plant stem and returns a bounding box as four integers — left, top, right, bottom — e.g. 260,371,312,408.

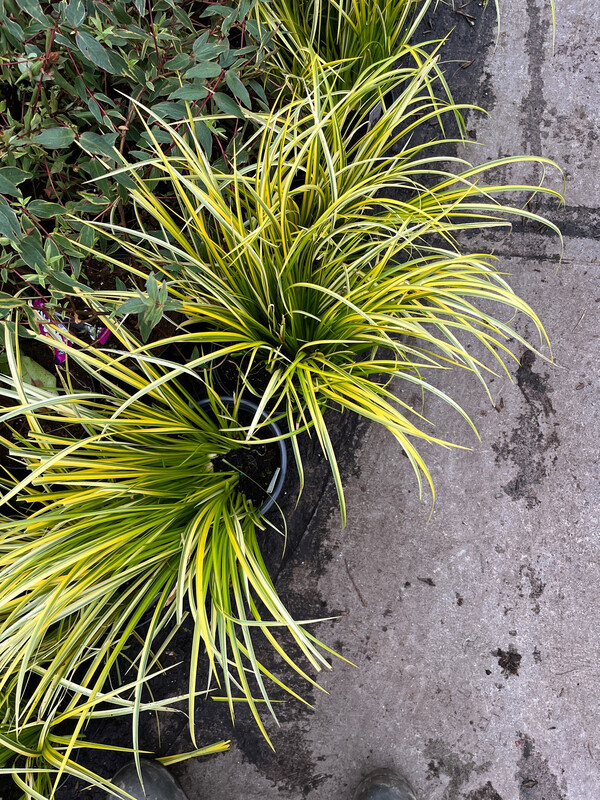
215,134,228,163
0,57,43,66
19,207,78,276
42,158,62,203
119,88,146,155
31,25,58,115
10,269,47,300
146,0,162,68
19,207,49,238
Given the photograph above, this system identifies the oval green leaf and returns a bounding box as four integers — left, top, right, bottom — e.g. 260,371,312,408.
0,175,22,198
33,128,75,149
212,92,245,119
169,84,209,101
75,31,118,74
65,0,86,27
27,200,65,218
185,62,222,80
78,132,118,159
225,70,251,108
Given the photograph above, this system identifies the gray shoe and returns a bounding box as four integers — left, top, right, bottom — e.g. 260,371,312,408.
353,768,417,800
109,760,188,799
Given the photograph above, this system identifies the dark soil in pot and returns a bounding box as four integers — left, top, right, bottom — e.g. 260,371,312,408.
211,352,272,398
17,334,96,394
163,334,273,400
199,397,287,515
213,440,280,510
0,338,95,511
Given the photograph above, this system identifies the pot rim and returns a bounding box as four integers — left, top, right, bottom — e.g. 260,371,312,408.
198,395,288,515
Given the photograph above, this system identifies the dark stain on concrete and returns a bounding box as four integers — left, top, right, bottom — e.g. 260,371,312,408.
543,106,599,168
493,202,600,241
213,717,330,797
492,350,560,508
427,759,441,779
466,781,505,800
519,564,546,614
525,567,546,600
496,645,522,677
424,740,487,800
406,0,497,161
515,350,554,417
517,733,567,800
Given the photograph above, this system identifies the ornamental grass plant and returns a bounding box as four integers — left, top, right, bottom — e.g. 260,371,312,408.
0,665,229,798
256,0,431,89
0,319,336,770
70,51,562,524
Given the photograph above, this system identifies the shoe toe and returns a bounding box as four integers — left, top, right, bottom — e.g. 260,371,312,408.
110,760,189,800
353,768,417,800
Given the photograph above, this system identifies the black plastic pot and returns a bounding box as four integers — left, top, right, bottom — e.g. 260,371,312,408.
199,395,287,515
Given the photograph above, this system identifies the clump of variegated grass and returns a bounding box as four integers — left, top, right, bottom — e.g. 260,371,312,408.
256,0,433,91
0,320,339,753
68,52,562,525
0,664,229,800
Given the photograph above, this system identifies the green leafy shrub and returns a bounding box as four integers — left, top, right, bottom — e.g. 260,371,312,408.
0,0,274,304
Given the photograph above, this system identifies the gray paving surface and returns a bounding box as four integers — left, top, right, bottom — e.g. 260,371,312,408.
175,2,600,798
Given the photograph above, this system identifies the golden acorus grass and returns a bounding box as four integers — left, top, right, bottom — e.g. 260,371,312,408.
0,319,342,781
68,51,563,525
